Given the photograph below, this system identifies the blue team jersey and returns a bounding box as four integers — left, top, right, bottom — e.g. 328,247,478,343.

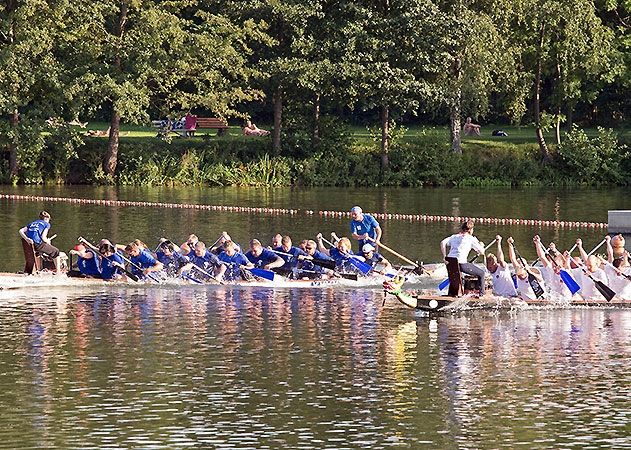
25,220,50,245
101,252,124,279
349,214,380,249
273,246,307,270
218,251,249,280
156,250,188,273
130,249,158,275
188,250,221,271
329,248,359,272
246,248,278,268
364,252,385,267
77,250,101,276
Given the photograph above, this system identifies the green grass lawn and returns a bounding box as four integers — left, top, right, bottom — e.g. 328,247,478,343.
80,121,629,146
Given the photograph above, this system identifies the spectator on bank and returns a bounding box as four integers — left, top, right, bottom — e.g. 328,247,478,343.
243,119,270,136
463,117,481,136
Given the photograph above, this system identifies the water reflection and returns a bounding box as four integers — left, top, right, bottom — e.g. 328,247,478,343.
0,287,629,448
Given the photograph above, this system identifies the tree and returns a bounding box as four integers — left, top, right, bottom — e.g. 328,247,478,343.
66,0,267,177
0,0,69,181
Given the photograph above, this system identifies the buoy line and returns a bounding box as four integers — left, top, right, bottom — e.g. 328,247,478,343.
0,193,608,229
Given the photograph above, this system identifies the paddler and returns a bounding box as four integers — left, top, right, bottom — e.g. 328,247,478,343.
485,235,518,298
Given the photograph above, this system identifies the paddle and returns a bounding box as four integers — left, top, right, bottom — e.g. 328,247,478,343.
598,256,631,282
366,237,423,271
247,267,276,281
538,245,581,295
113,246,163,284
298,269,358,281
512,244,545,298
438,240,494,291
328,233,372,274
187,262,225,284
573,260,615,301
586,238,607,257
78,236,139,282
310,257,336,270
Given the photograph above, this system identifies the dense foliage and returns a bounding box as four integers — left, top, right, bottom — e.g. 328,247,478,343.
1,0,629,186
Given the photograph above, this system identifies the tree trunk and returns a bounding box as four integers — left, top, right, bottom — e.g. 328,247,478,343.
450,103,462,154
9,109,19,179
101,0,128,177
566,105,574,131
380,105,389,170
103,110,120,176
534,22,550,162
312,92,320,147
272,86,282,153
555,106,561,145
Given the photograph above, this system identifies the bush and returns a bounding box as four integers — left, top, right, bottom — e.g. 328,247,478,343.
555,126,628,184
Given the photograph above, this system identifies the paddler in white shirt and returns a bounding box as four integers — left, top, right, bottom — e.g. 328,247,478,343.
485,235,518,298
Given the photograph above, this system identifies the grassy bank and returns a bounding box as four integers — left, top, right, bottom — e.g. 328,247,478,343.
2,122,629,187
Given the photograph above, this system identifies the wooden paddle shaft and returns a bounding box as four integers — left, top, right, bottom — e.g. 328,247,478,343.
369,239,417,268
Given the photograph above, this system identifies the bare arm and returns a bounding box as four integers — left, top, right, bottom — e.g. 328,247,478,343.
374,226,382,244
440,237,450,258
576,238,588,263
533,235,549,267
605,235,613,263
495,235,507,268
506,237,521,269
18,227,33,244
316,234,330,256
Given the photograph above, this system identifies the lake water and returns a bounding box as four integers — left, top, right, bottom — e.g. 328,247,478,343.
0,186,630,448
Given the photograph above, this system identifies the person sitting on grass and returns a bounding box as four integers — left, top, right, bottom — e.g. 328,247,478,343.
243,119,270,136
463,117,481,136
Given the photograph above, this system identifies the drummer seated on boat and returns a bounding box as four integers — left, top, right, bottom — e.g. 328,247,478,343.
218,240,253,281
440,220,486,296
273,235,307,274
485,235,518,298
125,241,164,278
246,239,284,270
361,243,391,273
180,241,227,281
69,244,101,278
297,240,334,279
19,210,63,274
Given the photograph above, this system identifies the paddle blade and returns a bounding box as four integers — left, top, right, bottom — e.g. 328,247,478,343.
339,273,358,281
250,268,276,281
438,278,450,290
311,257,336,270
349,257,372,274
559,269,581,295
527,273,545,298
594,280,616,301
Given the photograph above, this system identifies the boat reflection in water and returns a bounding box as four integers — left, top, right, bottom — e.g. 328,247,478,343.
1,286,629,448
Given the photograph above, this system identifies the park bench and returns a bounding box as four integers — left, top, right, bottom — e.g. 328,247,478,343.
152,117,229,138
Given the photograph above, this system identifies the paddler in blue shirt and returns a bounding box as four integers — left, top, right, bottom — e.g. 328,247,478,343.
180,240,227,281
18,210,63,274
125,241,164,278
297,239,334,278
218,240,254,281
69,244,101,277
99,242,126,280
361,243,391,272
246,239,285,270
155,239,189,276
273,235,307,275
349,206,382,252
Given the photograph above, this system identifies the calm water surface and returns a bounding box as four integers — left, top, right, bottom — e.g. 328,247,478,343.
0,286,628,449
1,186,630,448
2,185,631,271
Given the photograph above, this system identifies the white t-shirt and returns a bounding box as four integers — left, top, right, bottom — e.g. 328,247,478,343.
442,233,484,263
575,267,608,300
540,266,573,300
516,276,540,301
604,265,631,299
490,265,518,297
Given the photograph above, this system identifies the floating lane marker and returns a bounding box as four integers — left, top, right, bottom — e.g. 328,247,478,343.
0,194,607,229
